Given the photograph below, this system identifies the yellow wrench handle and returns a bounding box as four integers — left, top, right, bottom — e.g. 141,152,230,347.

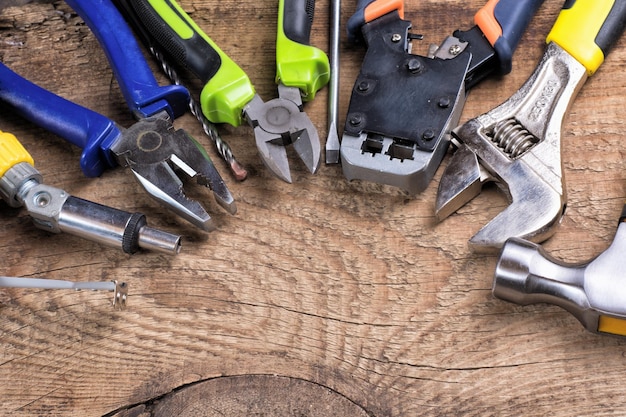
547,0,626,75
0,130,34,178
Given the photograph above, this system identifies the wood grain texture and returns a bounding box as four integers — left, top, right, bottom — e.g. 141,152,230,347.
1,0,626,415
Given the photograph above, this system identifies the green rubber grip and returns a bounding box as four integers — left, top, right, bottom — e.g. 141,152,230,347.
127,0,255,126
546,0,626,75
276,0,330,101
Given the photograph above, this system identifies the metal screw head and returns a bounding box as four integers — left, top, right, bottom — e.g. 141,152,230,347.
391,33,402,43
422,129,436,141
357,81,370,92
349,114,363,126
407,58,422,73
438,97,451,108
448,44,462,56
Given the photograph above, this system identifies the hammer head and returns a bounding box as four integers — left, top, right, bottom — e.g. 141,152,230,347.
494,221,626,336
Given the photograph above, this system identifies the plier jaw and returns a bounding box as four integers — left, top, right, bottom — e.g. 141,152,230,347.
244,85,321,184
110,113,236,231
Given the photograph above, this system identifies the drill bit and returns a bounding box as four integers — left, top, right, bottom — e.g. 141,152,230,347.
151,48,248,181
0,277,128,309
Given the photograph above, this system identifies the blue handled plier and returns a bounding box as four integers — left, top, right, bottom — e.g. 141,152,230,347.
0,0,235,231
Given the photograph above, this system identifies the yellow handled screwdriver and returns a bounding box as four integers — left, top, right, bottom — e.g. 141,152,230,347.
0,130,182,255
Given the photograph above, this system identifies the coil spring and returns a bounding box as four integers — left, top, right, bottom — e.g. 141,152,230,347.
489,119,538,158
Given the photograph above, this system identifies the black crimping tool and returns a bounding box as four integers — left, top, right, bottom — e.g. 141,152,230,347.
340,0,545,194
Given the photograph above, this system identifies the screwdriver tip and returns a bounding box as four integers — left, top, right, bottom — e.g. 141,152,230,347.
325,124,341,164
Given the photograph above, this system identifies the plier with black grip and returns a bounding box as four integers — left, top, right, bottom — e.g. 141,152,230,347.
113,0,330,184
0,0,235,231
340,0,545,194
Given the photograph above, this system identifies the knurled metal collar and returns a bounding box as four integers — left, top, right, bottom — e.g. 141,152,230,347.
0,162,42,208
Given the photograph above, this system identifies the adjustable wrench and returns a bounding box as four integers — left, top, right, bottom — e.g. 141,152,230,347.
494,204,626,337
436,0,626,252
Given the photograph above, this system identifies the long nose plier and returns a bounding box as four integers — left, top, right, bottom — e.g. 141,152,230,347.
0,0,235,231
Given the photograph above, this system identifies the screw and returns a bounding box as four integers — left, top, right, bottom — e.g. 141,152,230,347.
349,114,363,126
407,58,422,73
448,44,462,56
357,81,370,92
391,33,402,43
422,129,435,141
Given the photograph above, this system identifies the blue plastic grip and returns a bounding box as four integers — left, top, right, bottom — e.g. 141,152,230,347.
0,62,119,177
347,0,377,42
65,0,190,120
490,0,545,74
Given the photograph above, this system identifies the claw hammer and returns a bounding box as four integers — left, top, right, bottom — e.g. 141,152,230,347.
494,203,626,337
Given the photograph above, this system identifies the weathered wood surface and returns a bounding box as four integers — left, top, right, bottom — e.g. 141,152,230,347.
1,0,626,415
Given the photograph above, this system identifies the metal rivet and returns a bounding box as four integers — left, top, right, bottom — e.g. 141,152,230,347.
357,81,370,92
448,44,462,56
391,33,402,43
438,97,451,108
407,58,422,73
422,129,435,141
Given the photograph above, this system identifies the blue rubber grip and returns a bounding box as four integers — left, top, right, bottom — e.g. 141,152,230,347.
65,0,190,120
0,63,119,177
489,0,545,74
347,0,377,42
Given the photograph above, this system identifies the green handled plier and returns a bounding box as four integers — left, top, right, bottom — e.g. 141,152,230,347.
115,0,330,183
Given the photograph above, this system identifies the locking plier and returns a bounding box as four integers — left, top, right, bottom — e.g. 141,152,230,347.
0,0,235,231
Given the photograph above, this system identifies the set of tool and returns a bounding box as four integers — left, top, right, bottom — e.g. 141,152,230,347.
2,0,626,333
113,0,330,184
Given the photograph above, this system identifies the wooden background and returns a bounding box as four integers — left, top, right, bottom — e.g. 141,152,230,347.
1,0,626,415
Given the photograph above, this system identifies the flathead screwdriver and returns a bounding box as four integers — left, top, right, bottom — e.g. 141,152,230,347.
0,277,127,309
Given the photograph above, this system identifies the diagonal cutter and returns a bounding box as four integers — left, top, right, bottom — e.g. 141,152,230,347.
436,0,626,252
340,0,544,194
0,0,235,231
114,0,330,183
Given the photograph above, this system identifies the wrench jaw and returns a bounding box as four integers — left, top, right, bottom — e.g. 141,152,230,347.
436,42,589,251
244,91,321,183
468,166,566,253
110,115,236,231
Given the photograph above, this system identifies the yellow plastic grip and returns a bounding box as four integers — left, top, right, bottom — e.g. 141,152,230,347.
598,315,626,336
0,130,34,178
546,0,615,75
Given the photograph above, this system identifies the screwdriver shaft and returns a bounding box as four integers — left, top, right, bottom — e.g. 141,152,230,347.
325,0,341,164
0,277,128,309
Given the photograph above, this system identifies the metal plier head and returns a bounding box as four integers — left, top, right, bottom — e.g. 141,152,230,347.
244,85,321,183
111,113,236,230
